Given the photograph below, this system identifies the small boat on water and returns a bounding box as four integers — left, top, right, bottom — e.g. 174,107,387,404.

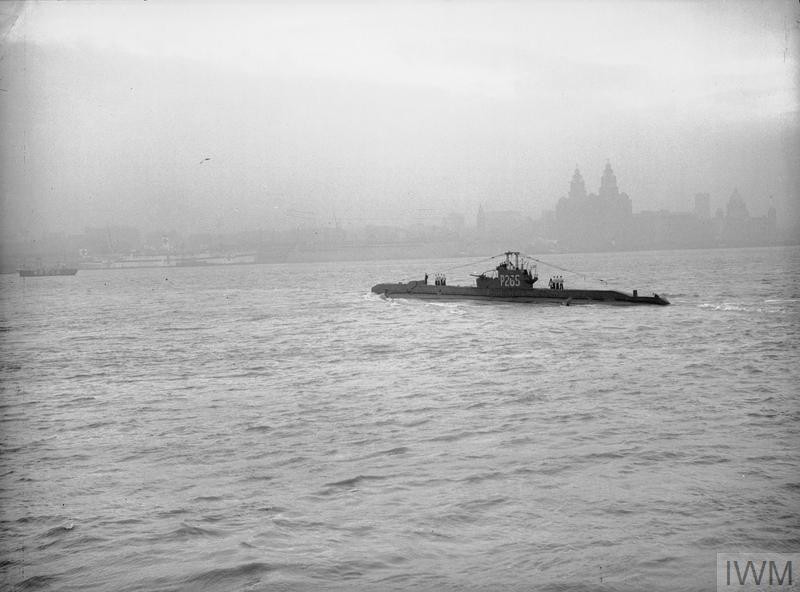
18,265,78,277
372,251,669,306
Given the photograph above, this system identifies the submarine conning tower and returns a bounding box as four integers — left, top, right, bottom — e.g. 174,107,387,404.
483,251,538,289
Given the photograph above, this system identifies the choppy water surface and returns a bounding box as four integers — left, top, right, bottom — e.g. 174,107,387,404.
1,247,799,591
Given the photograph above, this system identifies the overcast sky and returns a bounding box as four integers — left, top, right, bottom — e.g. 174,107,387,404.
1,0,798,238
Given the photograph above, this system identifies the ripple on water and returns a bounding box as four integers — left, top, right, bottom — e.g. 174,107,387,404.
1,248,799,591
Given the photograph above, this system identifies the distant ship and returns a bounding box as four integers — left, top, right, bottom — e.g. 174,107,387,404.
18,265,78,277
372,251,669,306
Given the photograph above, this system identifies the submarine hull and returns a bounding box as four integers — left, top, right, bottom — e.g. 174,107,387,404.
371,282,669,306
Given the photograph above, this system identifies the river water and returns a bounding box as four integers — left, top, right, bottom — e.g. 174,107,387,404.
1,246,798,591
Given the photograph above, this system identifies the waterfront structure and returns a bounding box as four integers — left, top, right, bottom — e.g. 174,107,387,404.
719,189,778,246
694,193,711,220
555,163,632,251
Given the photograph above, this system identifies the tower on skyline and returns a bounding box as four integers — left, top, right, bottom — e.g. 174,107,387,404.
569,167,587,200
598,161,620,200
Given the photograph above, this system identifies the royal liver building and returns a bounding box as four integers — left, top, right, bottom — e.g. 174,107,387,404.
555,162,633,251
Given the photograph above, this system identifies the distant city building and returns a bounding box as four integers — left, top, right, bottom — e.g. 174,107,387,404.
694,193,711,220
569,166,587,200
720,189,777,246
550,163,787,251
726,189,749,220
767,198,777,228
555,162,632,251
443,212,465,234
628,209,709,250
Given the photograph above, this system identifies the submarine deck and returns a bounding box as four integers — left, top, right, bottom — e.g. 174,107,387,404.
371,281,669,306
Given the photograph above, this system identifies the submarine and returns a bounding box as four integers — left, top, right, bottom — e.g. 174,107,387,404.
371,251,669,306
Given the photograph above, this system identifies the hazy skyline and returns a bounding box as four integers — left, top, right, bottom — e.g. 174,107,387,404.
1,0,798,240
